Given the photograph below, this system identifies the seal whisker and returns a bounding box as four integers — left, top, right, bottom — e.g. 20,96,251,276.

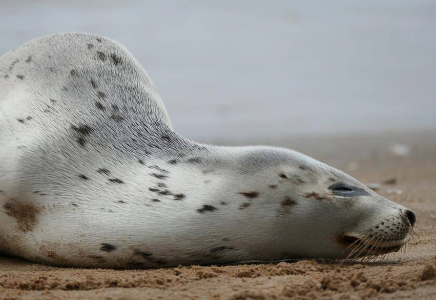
347,233,371,260
352,237,370,257
370,234,385,262
357,234,379,259
362,236,377,260
343,236,369,264
346,232,371,259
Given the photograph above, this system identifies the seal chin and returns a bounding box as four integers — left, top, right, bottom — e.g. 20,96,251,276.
337,234,408,257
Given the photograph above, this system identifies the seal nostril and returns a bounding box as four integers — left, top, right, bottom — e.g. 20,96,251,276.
405,210,416,226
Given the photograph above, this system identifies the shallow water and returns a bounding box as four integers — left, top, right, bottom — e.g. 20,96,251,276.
1,0,435,141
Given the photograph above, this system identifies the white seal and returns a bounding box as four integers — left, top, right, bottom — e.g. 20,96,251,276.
0,33,416,268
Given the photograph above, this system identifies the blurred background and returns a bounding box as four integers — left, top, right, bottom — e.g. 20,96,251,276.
0,0,435,146
1,1,436,295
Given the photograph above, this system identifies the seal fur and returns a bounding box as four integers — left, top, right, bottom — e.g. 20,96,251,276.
0,33,416,268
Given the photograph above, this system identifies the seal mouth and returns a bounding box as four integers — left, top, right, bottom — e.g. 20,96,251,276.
337,234,406,257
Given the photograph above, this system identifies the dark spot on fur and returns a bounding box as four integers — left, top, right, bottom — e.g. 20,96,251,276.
150,173,168,180
97,51,106,61
220,201,227,205
239,203,251,209
17,118,25,123
133,251,167,265
96,38,102,42
71,124,93,135
70,69,78,76
279,173,288,179
9,59,19,71
78,174,89,180
110,53,122,65
117,200,126,204
111,104,119,111
4,202,40,232
151,199,160,202
109,178,124,184
157,182,167,188
110,114,124,122
298,165,308,171
87,43,94,50
16,75,24,80
100,243,116,252
197,205,217,213
187,157,201,164
77,137,86,147
161,135,171,142
25,56,32,63
281,196,297,207
97,168,110,175
3,74,9,78
158,190,171,196
62,87,68,91
167,159,178,165
95,101,105,110
50,98,57,104
90,79,98,89
134,250,152,258
329,177,336,182
26,116,32,120
71,203,78,207
174,194,185,200
138,159,145,165
72,124,92,146
149,165,169,173
149,188,159,192
97,91,106,99
238,191,259,199
269,185,278,189
305,192,326,201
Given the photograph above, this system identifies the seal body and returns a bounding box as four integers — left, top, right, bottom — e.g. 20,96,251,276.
0,34,416,268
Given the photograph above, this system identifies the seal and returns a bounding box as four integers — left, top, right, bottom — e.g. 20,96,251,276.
0,33,416,268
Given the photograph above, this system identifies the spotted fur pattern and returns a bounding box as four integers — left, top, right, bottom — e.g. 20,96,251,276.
0,33,414,268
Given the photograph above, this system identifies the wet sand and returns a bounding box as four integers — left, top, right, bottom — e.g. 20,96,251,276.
1,131,435,299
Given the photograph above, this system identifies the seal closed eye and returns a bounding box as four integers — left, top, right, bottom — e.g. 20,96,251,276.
0,33,415,268
328,182,370,197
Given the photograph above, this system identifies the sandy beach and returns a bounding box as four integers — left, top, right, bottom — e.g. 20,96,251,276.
0,130,435,299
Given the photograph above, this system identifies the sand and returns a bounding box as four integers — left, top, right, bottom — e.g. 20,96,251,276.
1,131,435,299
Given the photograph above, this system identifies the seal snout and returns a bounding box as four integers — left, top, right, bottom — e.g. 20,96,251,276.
336,207,417,259
404,209,416,227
